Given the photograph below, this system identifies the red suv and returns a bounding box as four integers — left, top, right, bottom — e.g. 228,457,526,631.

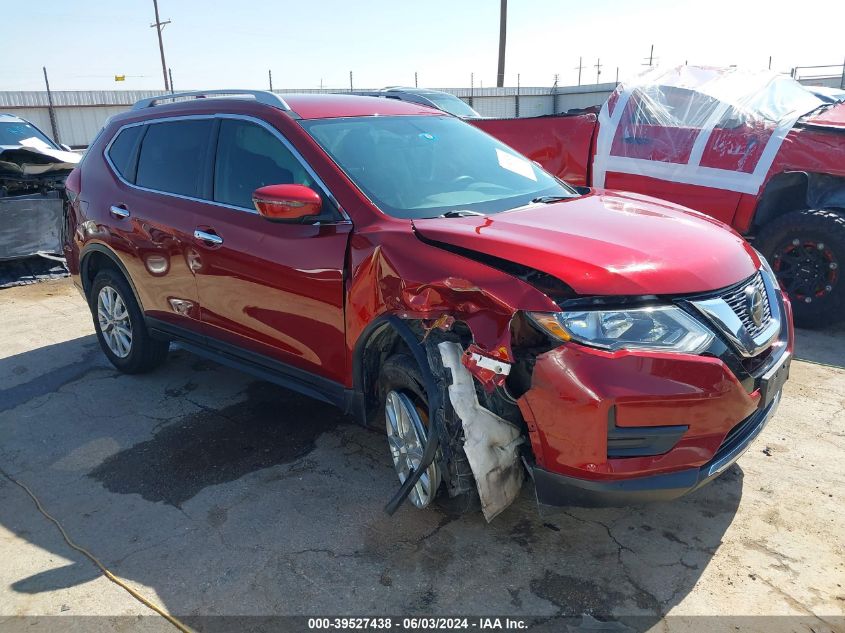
64,90,793,520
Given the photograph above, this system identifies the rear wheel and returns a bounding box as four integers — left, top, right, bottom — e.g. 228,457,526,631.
756,209,845,328
89,270,170,373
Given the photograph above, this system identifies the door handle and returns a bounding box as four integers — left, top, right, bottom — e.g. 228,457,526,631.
194,229,224,246
109,205,130,219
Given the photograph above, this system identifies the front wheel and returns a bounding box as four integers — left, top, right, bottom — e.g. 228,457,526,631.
379,353,480,514
756,209,844,328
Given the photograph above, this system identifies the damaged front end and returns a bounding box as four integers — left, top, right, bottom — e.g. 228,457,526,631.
350,228,567,521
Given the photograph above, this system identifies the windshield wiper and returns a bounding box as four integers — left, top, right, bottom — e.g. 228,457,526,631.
437,209,486,218
531,195,573,204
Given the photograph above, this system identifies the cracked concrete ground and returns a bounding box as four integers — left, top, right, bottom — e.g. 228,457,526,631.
0,279,843,631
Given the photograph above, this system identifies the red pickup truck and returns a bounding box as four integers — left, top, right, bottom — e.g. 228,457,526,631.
474,66,845,327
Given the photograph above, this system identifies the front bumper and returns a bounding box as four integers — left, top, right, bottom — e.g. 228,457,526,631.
531,390,781,507
515,290,793,507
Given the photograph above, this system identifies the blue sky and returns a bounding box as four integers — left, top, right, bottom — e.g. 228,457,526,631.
3,0,844,91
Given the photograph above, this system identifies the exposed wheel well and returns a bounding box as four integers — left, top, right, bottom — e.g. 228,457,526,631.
355,321,415,426
752,172,845,234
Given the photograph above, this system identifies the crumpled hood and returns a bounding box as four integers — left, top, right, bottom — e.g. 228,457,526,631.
412,190,760,296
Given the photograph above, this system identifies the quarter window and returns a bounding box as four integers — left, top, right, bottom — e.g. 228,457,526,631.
213,119,315,209
106,125,143,181
136,120,213,197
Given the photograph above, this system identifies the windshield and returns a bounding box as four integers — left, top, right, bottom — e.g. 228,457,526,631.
0,121,58,149
301,115,575,219
425,94,482,118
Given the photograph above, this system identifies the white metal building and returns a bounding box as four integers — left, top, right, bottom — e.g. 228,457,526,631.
0,84,618,148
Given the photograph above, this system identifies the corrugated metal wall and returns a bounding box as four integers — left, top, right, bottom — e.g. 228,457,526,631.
0,84,617,147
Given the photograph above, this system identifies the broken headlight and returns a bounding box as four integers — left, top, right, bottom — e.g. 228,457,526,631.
529,306,714,354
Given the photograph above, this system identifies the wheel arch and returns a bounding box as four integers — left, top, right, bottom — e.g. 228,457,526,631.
80,244,144,311
752,171,845,233
352,316,422,426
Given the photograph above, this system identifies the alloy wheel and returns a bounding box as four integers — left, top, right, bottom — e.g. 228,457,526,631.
96,286,133,358
385,390,440,509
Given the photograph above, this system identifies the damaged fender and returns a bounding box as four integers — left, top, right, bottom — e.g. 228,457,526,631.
438,341,525,521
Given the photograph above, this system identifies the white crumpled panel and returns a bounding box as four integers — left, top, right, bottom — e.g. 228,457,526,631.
437,342,524,522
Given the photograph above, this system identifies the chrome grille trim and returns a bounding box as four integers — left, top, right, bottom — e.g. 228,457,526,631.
721,272,773,338
690,269,782,358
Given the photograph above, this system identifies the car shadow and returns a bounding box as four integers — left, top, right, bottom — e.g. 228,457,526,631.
0,334,743,628
794,322,845,369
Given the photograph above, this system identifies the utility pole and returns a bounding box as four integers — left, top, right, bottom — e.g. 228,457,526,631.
552,73,559,113
515,73,520,118
595,58,602,84
268,69,273,91
42,67,60,144
841,56,845,90
768,56,772,70
168,68,174,93
150,0,171,91
647,44,654,66
496,0,507,87
470,72,474,108
414,71,418,88
349,71,353,92
575,57,583,86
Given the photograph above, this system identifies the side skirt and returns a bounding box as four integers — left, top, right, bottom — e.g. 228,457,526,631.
146,317,360,417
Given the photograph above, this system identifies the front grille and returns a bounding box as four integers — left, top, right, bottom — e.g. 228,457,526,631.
721,272,772,339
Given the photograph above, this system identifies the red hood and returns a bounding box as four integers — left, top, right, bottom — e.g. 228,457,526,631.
412,190,760,296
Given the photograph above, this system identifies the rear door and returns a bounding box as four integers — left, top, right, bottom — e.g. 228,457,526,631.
102,118,213,335
599,88,743,223
192,116,352,385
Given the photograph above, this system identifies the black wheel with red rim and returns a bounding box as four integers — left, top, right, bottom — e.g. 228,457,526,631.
756,208,845,329
772,239,838,302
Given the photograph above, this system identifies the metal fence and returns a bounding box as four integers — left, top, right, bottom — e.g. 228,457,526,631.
792,63,845,89
0,84,618,148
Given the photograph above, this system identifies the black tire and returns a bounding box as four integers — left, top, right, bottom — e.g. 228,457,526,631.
89,269,170,373
755,208,845,329
379,353,480,515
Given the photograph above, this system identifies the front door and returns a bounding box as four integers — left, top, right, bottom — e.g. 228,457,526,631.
192,116,351,385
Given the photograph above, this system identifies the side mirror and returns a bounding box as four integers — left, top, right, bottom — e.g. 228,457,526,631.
252,184,322,222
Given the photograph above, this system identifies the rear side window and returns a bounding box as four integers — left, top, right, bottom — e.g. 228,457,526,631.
106,125,143,180
136,120,213,197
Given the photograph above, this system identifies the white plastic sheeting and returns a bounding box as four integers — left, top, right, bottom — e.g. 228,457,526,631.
438,341,525,522
593,66,837,195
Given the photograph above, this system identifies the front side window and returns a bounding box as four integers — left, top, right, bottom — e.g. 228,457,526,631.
213,119,317,209
302,115,574,219
136,119,213,197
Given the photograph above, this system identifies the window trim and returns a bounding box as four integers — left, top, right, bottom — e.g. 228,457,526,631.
103,113,348,221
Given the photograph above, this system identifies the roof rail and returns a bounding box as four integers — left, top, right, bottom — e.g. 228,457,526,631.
131,90,297,116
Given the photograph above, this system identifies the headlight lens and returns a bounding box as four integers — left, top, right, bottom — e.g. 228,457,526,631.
530,306,714,353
